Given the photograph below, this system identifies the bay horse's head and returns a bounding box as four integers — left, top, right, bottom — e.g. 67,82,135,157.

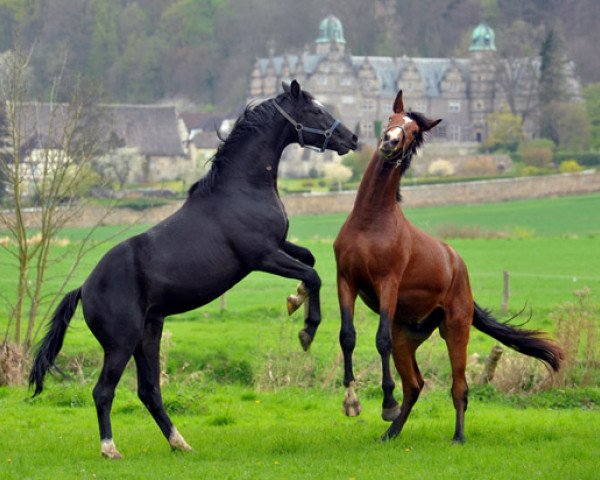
276,80,358,155
378,90,442,171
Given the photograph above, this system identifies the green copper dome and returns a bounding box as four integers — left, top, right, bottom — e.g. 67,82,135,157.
315,15,346,44
469,22,496,51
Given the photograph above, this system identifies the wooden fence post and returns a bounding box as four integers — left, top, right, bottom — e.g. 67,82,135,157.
479,345,504,384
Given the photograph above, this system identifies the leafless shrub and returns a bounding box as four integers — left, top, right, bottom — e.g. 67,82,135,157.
552,288,598,387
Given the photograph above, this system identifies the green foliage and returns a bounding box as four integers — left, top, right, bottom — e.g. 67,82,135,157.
554,151,600,167
558,159,583,173
583,82,600,149
517,139,555,167
342,144,374,181
115,197,170,210
484,110,525,152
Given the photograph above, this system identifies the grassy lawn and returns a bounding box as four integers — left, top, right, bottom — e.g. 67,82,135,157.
1,386,598,480
0,193,599,478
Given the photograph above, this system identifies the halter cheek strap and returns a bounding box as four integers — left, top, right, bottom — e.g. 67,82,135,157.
273,100,341,153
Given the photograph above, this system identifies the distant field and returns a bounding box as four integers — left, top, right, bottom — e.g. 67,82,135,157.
0,193,599,479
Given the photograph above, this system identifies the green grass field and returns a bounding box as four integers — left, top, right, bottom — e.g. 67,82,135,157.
1,193,599,479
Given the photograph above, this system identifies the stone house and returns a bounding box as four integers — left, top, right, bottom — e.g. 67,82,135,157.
14,103,187,187
249,15,581,177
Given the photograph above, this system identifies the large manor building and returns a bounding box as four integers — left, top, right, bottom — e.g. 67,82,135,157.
248,15,580,177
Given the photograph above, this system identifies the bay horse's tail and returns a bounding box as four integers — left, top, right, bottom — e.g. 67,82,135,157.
29,287,82,396
472,302,563,371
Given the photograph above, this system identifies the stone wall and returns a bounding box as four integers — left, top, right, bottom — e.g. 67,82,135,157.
15,171,600,228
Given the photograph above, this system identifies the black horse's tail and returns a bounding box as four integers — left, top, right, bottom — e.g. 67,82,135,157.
29,287,82,396
472,302,563,371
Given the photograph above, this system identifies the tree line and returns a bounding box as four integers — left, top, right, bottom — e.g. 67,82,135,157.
0,0,599,109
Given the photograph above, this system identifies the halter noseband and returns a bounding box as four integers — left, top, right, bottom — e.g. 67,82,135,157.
273,100,341,152
382,124,411,168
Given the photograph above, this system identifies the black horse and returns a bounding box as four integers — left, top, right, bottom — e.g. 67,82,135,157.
29,80,358,459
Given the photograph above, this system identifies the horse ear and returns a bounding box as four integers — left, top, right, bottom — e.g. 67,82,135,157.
393,90,404,113
421,117,442,133
290,79,301,99
282,81,290,94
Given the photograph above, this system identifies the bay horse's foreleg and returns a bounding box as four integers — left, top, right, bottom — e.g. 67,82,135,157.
337,275,360,416
441,308,471,444
382,327,424,441
282,242,315,315
376,283,400,421
93,348,135,459
133,318,192,453
257,249,321,351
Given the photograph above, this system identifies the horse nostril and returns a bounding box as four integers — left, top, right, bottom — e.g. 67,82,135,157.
390,139,399,147
383,133,390,141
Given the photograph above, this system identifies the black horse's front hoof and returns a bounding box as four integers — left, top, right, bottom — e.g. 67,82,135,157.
451,436,465,445
298,329,312,351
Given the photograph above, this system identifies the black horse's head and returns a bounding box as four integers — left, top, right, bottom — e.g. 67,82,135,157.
276,80,358,155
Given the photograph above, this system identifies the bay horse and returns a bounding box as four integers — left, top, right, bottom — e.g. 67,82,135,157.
333,90,563,443
29,80,357,459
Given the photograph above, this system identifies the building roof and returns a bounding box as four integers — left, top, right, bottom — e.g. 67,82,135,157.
316,15,346,44
18,103,185,157
470,22,496,51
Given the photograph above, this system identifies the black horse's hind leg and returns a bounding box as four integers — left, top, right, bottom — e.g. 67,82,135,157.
257,248,321,350
134,317,192,452
93,348,135,459
282,241,315,315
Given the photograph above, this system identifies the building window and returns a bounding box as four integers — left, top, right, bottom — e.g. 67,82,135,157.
342,96,355,104
449,125,461,142
317,76,328,86
340,78,353,87
448,101,461,113
449,81,458,92
435,125,446,138
405,81,414,91
415,102,427,112
361,99,375,111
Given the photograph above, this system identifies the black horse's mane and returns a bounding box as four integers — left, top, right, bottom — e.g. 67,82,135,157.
187,98,281,197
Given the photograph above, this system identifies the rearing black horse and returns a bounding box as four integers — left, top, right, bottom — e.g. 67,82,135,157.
29,80,358,459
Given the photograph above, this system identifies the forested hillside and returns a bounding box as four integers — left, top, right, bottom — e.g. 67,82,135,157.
0,0,598,108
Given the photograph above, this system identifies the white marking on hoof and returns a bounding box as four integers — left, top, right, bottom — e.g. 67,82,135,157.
343,382,362,417
169,428,192,452
101,439,122,460
287,282,309,315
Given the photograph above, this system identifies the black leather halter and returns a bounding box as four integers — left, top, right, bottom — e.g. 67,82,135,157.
273,100,341,152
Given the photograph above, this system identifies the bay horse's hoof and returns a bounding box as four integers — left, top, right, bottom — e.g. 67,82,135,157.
381,404,401,422
169,428,193,452
101,439,122,460
298,329,312,351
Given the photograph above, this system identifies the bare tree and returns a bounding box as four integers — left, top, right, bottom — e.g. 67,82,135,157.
0,46,108,384
95,146,142,191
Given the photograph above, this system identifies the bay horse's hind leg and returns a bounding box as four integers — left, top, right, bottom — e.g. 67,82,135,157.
94,348,135,459
382,327,424,441
338,276,361,417
441,305,472,444
377,318,400,421
133,317,192,452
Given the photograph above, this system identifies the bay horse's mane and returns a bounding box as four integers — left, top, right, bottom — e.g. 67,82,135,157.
394,110,432,202
187,98,280,197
